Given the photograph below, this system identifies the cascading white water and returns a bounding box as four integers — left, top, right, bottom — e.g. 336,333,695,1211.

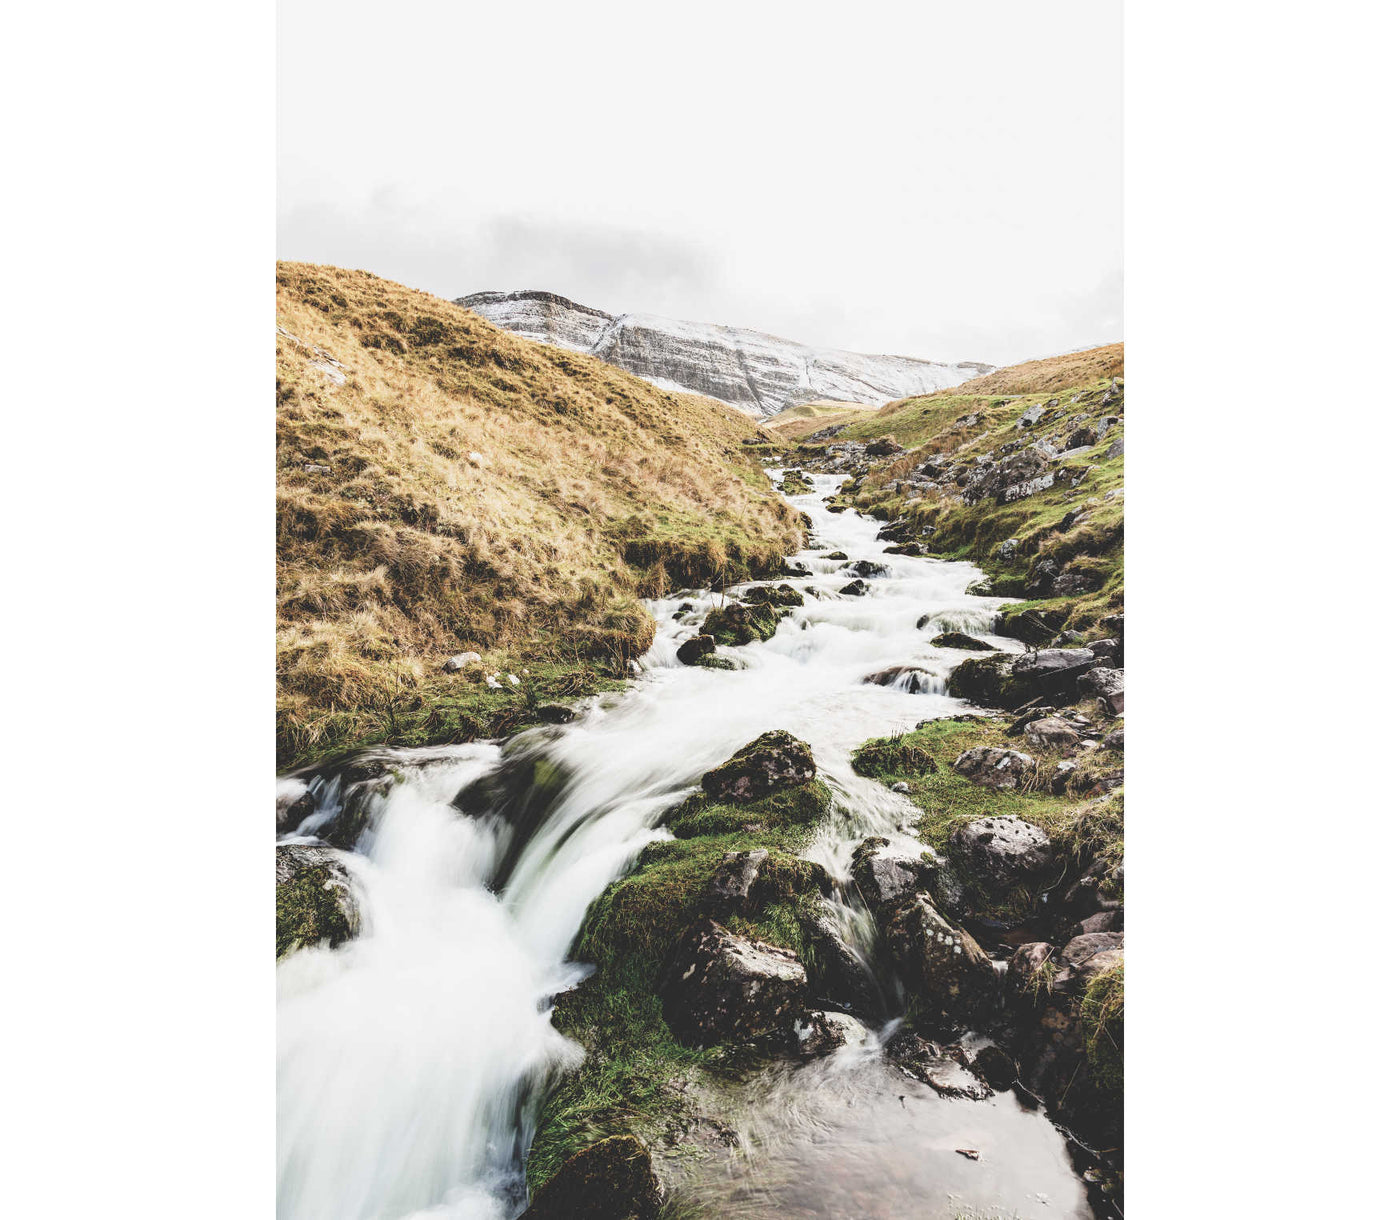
276,471,1083,1219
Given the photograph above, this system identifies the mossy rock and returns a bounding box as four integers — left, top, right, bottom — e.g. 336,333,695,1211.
743,583,805,608
946,655,1016,706
930,631,994,651
275,844,359,957
700,600,787,646
700,730,816,802
668,779,830,838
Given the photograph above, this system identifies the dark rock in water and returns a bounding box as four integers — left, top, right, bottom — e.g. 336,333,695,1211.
781,561,812,578
695,654,739,671
930,631,994,651
865,436,903,457
659,919,808,1047
277,787,315,833
876,520,913,542
863,665,940,693
700,730,816,803
701,601,785,647
852,836,937,910
973,1043,1019,1091
1078,666,1125,714
951,746,1035,790
886,1029,990,1099
885,542,924,556
536,703,576,724
950,815,1055,897
704,849,770,913
826,504,848,513
794,1010,868,1058
998,607,1065,647
276,844,359,957
947,655,1016,705
822,551,848,560
520,1134,662,1220
839,579,868,596
845,559,891,579
1023,715,1082,750
743,583,804,608
886,895,998,1031
676,634,716,666
800,907,883,1018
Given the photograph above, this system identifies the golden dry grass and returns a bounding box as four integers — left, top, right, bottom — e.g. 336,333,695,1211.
276,263,803,765
924,342,1124,399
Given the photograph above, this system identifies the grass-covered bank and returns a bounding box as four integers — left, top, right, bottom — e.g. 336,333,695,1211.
276,263,804,769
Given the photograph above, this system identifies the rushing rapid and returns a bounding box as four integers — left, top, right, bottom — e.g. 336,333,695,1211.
276,471,1091,1219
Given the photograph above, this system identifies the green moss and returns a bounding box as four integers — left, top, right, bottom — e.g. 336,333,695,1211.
276,866,352,957
851,734,939,777
1081,962,1125,1095
700,600,788,646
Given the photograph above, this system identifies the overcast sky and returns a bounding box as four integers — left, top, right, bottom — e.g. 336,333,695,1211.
278,2,1122,368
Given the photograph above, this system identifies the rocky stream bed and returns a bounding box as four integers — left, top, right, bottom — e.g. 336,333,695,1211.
276,469,1125,1220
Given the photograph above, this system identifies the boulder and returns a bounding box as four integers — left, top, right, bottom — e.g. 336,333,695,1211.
701,602,785,647
1087,637,1122,665
840,579,868,596
276,844,359,957
659,920,808,1047
950,815,1054,897
794,1010,868,1058
799,907,883,1017
1060,932,1124,972
852,837,935,909
700,731,817,803
676,635,716,666
743,583,804,608
1008,941,1054,994
930,631,994,651
951,746,1035,790
946,655,1016,705
994,537,1020,561
520,1134,662,1220
885,895,998,1031
972,1043,1019,1091
1008,648,1098,703
1072,910,1124,936
865,436,902,457
1023,715,1082,750
1018,403,1047,428
822,551,848,560
1101,727,1124,752
277,785,315,834
1079,666,1125,714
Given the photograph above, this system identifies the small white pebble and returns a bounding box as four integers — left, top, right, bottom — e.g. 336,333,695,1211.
468,451,484,466
507,673,520,686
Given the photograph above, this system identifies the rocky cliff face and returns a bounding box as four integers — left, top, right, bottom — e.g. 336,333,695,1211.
455,289,995,417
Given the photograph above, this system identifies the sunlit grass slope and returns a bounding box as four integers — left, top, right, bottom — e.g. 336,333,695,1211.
276,263,803,768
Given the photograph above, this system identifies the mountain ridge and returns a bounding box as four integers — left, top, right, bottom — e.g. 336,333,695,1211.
455,288,996,417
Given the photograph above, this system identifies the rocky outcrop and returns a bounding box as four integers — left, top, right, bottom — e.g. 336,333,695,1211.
700,731,816,803
659,920,808,1046
456,290,994,417
1079,666,1126,714
520,1134,663,1220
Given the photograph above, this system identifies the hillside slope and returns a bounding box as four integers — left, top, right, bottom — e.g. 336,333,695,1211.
277,264,803,768
456,289,996,417
789,343,1125,641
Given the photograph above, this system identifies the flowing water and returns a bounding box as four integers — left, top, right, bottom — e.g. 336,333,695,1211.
276,472,1092,1219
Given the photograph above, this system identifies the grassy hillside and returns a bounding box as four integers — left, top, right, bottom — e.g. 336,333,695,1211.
766,399,878,441
276,263,803,769
798,344,1124,638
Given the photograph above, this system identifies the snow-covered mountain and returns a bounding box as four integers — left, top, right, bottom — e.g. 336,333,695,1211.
455,289,995,417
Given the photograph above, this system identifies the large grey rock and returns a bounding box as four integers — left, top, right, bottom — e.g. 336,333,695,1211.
1023,715,1082,750
1009,648,1098,701
660,920,808,1047
704,849,769,912
951,815,1055,896
457,290,994,417
885,895,998,1030
952,746,1035,790
1079,666,1126,714
794,1010,868,1058
852,837,935,909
